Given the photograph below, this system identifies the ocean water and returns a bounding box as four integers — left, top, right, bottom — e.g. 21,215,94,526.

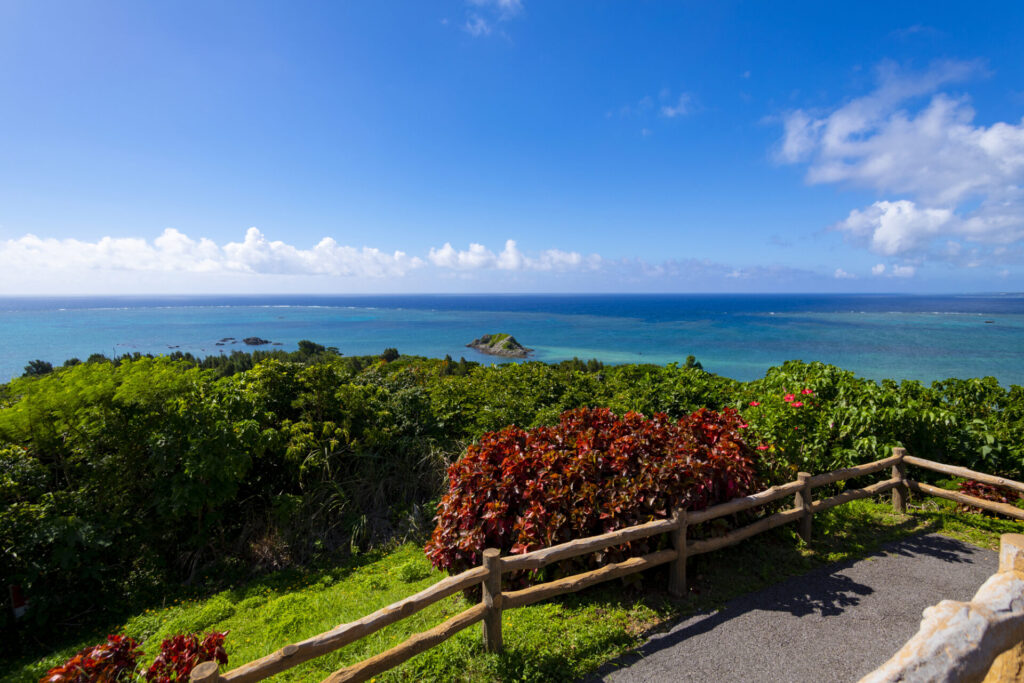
0,294,1022,385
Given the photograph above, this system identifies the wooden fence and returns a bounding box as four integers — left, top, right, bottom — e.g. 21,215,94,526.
190,447,1024,682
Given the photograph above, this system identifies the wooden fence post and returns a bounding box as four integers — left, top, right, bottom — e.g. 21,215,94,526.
668,508,687,598
892,447,908,514
481,548,503,653
795,472,813,543
189,661,222,682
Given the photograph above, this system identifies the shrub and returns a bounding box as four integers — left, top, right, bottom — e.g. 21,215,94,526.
739,386,824,482
42,631,227,683
425,407,758,577
42,634,143,682
145,631,228,682
957,480,1024,516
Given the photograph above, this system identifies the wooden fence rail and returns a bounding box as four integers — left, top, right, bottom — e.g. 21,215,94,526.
190,447,1024,683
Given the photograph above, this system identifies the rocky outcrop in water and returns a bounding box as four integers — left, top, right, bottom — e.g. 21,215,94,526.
466,333,533,358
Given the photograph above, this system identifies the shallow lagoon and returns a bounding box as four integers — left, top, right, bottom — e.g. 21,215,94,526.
1,293,1022,384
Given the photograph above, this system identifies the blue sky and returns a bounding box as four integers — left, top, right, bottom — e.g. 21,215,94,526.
1,0,1023,294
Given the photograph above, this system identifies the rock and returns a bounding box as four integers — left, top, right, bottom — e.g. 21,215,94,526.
243,337,272,346
466,333,533,358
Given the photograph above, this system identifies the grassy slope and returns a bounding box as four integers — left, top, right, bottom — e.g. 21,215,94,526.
4,495,1020,683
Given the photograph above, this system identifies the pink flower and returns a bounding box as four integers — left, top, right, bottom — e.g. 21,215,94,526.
791,401,804,408
783,393,795,402
749,401,760,406
757,444,770,451
801,388,814,395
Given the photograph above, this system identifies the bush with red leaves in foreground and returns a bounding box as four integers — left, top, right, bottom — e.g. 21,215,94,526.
41,634,143,683
425,406,759,576
144,631,228,682
42,631,227,683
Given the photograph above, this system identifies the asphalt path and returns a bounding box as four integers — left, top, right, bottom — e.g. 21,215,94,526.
589,533,997,683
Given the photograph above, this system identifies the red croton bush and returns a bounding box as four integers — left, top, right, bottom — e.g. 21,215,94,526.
425,406,759,576
145,632,228,683
42,631,227,683
41,635,143,683
958,480,1024,515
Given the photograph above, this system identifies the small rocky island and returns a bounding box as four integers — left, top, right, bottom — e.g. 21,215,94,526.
466,333,533,358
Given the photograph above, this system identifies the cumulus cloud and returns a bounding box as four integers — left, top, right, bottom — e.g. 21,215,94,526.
833,200,956,256
0,228,614,291
428,239,595,271
867,262,916,278
0,228,425,279
777,60,1024,265
834,268,855,279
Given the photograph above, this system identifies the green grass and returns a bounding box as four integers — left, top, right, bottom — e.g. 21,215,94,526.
4,496,1020,683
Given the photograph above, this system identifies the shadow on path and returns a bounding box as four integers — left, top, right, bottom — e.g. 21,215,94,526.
586,532,991,682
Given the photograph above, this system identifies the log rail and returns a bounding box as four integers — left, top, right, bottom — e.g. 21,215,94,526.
190,448,1024,683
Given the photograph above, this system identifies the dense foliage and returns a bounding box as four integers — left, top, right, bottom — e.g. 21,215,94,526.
2,347,1022,657
425,406,757,575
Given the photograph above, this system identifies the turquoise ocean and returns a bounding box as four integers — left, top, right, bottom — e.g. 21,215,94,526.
1,294,1022,385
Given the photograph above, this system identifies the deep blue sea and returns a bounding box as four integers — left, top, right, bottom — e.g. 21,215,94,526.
1,294,1022,385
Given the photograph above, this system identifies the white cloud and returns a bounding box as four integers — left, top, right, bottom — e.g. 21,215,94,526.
0,228,424,279
661,94,692,118
468,0,522,17
618,90,694,126
833,200,955,255
833,268,855,279
463,15,491,36
428,241,496,269
868,262,916,278
777,60,1024,265
462,0,521,37
427,239,593,271
0,229,607,285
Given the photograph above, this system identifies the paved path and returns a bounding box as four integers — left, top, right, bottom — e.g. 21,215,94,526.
590,533,997,683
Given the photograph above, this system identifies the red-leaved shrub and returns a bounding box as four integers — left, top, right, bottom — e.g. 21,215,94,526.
425,407,759,576
42,634,143,682
145,631,228,682
958,479,1024,515
42,631,228,683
